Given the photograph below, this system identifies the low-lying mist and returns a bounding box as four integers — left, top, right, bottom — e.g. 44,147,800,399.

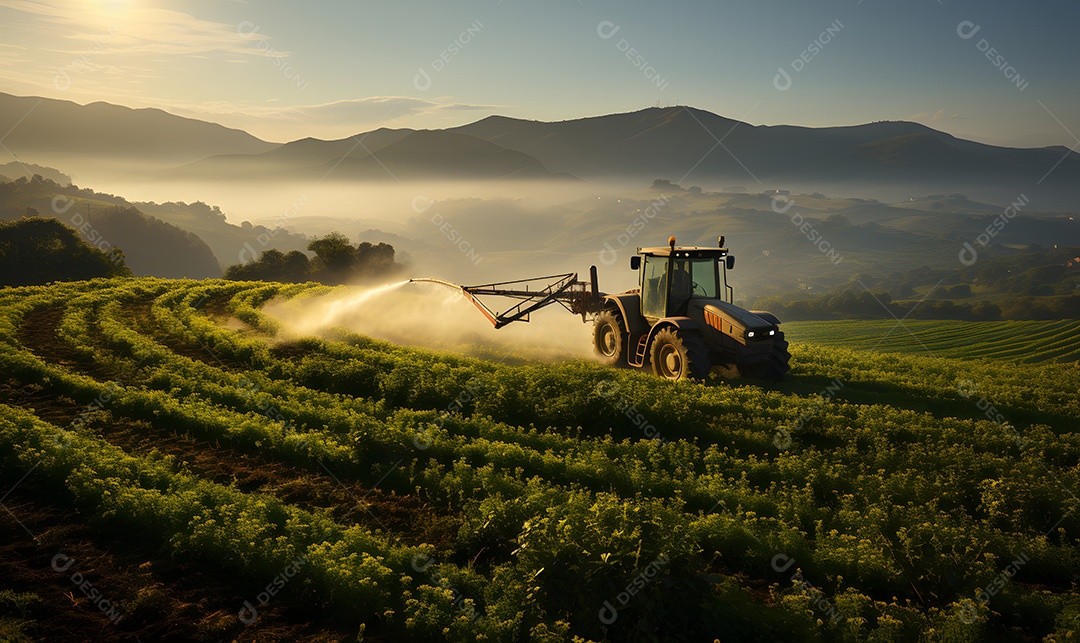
27,160,1080,318
264,279,595,363
66,175,611,230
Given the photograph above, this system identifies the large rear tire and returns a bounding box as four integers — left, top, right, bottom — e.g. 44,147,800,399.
593,309,627,367
738,331,791,381
649,327,711,381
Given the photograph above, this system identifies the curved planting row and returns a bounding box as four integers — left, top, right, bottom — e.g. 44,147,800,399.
1,278,1079,641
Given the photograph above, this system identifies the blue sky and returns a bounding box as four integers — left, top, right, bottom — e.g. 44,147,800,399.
0,0,1077,147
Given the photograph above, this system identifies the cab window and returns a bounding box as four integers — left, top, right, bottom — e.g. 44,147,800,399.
641,255,667,319
668,257,719,312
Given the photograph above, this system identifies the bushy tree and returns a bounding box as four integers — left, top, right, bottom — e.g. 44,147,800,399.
224,249,312,282
308,231,355,281
651,178,681,191
0,217,131,286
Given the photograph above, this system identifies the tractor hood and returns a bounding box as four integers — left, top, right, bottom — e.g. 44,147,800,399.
692,300,777,344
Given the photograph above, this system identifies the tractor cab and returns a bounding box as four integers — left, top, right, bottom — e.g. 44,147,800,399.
631,236,735,322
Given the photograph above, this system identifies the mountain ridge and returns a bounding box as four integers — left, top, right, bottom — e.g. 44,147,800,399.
0,91,276,165
3,93,1079,205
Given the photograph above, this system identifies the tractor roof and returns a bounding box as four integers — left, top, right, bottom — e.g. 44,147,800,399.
637,246,729,258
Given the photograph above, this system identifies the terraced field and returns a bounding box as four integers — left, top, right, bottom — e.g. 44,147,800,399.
1,278,1079,641
786,319,1080,364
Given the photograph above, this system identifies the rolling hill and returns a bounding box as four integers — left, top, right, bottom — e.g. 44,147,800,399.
0,175,283,277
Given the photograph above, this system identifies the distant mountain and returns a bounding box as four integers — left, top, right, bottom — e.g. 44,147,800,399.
173,129,564,181
241,128,411,165
0,92,275,165
450,107,1080,189
5,92,1080,204
171,128,413,179
449,107,924,179
451,107,755,180
315,130,561,180
171,104,1080,197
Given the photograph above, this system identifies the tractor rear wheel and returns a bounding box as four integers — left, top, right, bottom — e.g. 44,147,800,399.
738,331,791,380
649,327,711,381
593,309,627,367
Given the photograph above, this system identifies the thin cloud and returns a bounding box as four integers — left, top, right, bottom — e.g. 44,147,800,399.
158,96,500,141
185,96,437,125
435,103,505,112
0,0,293,98
910,109,966,122
0,0,267,56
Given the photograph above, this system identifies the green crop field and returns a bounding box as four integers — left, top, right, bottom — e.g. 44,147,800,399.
786,319,1080,364
2,278,1080,642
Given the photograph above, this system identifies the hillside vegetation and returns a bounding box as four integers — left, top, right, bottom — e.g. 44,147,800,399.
0,176,221,278
0,278,1078,641
0,174,311,275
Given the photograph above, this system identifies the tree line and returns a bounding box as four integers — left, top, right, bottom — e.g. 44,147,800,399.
224,232,402,285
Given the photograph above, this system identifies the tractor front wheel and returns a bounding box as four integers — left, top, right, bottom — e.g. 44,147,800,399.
649,327,711,381
738,331,791,380
593,309,627,367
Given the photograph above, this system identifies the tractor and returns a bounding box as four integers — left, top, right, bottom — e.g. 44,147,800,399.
410,236,790,381
592,236,789,380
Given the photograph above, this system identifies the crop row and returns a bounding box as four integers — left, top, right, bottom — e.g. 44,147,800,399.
3,278,1080,640
787,319,1080,363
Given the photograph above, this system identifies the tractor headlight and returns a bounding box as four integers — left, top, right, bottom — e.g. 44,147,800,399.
769,330,776,336
747,331,755,338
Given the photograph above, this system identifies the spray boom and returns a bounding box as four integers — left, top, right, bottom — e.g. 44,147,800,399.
410,268,602,329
